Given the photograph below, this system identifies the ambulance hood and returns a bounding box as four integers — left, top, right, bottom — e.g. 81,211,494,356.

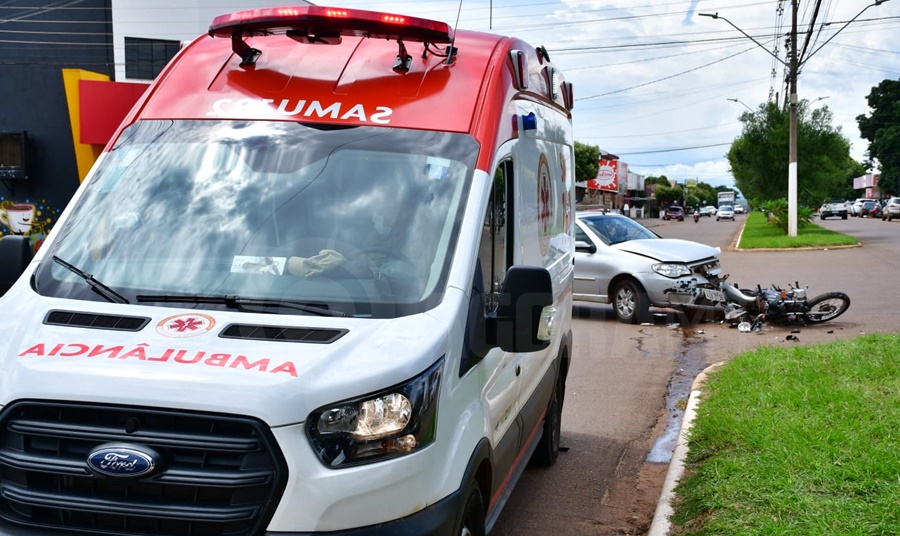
1,288,453,427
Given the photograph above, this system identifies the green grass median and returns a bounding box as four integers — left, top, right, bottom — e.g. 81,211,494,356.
738,212,859,249
669,333,900,535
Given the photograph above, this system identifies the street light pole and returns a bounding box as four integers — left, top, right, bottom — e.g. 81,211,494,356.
788,0,799,236
727,98,754,112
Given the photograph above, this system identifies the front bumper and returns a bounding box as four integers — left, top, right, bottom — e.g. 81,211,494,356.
262,488,463,535
641,274,723,310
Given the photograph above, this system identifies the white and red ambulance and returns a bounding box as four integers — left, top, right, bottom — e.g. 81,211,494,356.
0,6,574,535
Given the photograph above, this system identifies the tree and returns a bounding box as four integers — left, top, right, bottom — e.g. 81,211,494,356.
857,78,900,195
653,184,684,206
574,141,600,184
727,100,858,205
691,183,717,206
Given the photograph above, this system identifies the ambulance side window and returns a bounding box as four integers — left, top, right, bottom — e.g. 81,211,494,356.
479,161,511,313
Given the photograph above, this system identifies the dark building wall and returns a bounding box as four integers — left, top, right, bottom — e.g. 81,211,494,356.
0,0,113,249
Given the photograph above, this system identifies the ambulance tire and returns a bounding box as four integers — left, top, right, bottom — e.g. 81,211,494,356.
530,378,561,467
457,481,486,536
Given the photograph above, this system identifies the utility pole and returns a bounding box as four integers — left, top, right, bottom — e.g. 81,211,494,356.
788,0,799,237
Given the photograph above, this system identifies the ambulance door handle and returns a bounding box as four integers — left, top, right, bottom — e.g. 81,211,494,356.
515,364,521,376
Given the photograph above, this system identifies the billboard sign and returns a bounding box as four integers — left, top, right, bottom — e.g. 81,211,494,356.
587,159,620,192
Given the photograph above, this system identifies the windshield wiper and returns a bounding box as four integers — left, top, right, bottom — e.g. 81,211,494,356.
135,294,349,317
52,256,130,304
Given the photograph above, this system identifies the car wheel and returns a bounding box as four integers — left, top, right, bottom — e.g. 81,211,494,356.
612,279,650,324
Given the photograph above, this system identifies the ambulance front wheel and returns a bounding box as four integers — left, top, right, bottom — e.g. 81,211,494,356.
456,481,486,536
530,378,561,467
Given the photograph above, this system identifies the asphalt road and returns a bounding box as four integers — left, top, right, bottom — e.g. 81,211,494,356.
490,212,900,535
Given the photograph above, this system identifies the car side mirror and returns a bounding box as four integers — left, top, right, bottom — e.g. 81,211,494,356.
0,235,33,296
575,240,596,253
487,266,553,353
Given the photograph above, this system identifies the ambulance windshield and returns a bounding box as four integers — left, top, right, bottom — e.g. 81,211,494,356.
34,120,478,318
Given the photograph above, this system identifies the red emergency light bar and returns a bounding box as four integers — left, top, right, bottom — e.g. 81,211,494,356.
209,5,453,44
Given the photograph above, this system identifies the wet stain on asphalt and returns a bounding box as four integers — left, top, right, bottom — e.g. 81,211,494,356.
645,320,715,463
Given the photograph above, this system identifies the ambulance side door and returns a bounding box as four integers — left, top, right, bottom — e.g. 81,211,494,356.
478,157,522,489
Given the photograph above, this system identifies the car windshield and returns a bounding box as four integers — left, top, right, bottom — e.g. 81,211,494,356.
34,120,478,318
578,214,658,245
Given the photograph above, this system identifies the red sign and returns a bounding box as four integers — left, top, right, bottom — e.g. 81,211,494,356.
587,160,619,192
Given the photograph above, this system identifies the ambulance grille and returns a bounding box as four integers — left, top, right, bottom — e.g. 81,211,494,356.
0,401,287,536
220,323,347,343
44,310,150,332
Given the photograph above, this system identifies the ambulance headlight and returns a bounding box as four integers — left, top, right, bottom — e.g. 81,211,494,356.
307,359,442,467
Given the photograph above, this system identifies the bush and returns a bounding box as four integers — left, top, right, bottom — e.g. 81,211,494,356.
760,199,815,233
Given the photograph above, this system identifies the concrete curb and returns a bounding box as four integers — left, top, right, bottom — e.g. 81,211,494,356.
647,362,724,536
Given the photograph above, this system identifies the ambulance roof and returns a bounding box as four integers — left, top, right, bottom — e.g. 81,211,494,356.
129,6,570,135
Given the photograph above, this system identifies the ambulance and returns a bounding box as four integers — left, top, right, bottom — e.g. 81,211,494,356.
0,6,574,535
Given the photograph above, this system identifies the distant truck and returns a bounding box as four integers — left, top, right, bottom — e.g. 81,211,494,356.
820,198,850,220
717,190,736,207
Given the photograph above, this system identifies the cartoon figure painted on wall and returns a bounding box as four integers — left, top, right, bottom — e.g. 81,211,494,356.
0,198,62,253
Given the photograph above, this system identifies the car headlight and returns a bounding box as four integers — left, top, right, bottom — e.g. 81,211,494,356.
652,263,691,278
307,359,442,468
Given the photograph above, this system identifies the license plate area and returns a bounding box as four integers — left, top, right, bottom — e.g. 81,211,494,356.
703,288,726,302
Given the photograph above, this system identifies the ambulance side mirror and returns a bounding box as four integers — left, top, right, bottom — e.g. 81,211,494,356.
488,266,553,353
0,235,32,296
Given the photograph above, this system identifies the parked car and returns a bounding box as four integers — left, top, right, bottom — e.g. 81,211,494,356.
699,206,716,217
716,204,735,221
851,198,869,216
819,198,849,219
664,206,685,221
882,197,900,221
574,213,724,324
860,200,882,218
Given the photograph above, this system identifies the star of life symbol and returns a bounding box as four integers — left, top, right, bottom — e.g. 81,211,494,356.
157,313,216,338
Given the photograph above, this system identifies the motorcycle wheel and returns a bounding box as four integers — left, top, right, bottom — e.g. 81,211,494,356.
803,292,850,323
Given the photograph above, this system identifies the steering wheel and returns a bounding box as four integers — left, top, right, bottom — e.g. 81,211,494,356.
353,246,416,280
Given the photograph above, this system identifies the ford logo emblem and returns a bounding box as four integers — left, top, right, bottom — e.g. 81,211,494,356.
87,444,158,478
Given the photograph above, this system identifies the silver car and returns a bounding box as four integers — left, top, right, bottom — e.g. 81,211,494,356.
882,197,900,221
574,213,725,323
716,205,735,221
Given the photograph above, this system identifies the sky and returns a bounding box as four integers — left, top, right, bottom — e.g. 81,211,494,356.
318,0,900,191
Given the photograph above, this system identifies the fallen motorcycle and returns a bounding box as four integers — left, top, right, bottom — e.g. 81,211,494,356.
717,281,850,331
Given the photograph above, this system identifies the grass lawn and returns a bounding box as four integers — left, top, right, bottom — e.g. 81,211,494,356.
669,334,900,535
738,212,859,249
